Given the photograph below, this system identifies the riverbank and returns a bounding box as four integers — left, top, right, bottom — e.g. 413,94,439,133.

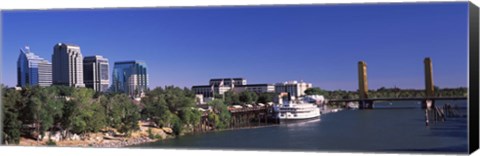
18,106,343,148
17,121,288,148
18,135,160,148
18,121,176,148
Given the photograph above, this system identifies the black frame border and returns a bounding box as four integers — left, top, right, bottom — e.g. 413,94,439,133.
469,1,479,154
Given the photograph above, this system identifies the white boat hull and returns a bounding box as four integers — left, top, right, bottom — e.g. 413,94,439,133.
276,112,320,120
278,115,320,124
273,102,321,121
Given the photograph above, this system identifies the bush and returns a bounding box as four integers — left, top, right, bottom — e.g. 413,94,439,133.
147,128,154,139
147,128,163,140
46,139,57,146
172,119,183,136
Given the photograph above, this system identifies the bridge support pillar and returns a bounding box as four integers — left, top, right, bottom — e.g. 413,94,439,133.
358,61,371,109
423,58,435,109
359,100,373,109
422,99,435,109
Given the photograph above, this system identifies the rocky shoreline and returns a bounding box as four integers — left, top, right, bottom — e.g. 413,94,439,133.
18,121,178,148
91,136,158,148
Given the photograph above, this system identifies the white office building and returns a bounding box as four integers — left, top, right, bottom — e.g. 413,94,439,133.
193,78,277,97
275,80,313,99
232,84,275,93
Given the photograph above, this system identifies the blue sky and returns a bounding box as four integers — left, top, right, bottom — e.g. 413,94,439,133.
1,2,469,90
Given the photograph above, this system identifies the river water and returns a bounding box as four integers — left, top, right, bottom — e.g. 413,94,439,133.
132,100,468,154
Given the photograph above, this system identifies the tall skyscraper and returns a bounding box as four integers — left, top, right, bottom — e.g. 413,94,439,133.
83,55,109,92
112,61,148,98
52,43,85,87
17,46,52,87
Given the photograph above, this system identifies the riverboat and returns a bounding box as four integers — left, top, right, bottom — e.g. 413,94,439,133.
273,101,320,121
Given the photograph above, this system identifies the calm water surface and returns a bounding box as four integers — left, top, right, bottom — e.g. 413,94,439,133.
132,100,468,154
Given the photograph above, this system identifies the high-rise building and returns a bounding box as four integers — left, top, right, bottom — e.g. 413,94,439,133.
112,61,148,98
52,43,85,87
17,46,52,87
83,55,109,92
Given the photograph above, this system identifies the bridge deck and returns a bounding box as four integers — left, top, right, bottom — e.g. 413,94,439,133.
328,96,467,102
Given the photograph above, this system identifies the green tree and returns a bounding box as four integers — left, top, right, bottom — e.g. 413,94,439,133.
117,103,141,136
143,96,173,127
143,86,200,130
23,87,63,140
224,90,241,105
239,91,257,104
2,87,22,144
183,87,196,98
163,86,195,112
257,92,276,104
87,100,106,132
61,88,107,135
179,107,202,128
143,87,175,127
51,85,74,97
207,99,231,129
171,115,183,136
109,94,140,136
207,113,220,130
63,88,95,135
304,87,326,95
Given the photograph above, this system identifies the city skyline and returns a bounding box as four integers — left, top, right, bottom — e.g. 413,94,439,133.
2,2,469,90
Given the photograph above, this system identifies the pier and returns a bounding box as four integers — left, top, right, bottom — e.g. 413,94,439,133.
229,106,273,128
195,104,275,131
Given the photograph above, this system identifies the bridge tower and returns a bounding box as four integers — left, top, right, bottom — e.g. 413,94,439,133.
423,57,435,109
358,61,373,109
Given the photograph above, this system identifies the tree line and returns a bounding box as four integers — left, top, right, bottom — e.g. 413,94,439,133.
1,85,236,145
221,90,277,106
4,84,465,144
1,85,141,144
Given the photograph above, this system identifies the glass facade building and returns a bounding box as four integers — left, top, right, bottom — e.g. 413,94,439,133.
17,46,52,87
112,61,148,97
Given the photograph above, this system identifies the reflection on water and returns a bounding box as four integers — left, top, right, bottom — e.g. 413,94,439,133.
132,100,468,154
374,100,467,109
284,118,321,127
283,118,321,130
